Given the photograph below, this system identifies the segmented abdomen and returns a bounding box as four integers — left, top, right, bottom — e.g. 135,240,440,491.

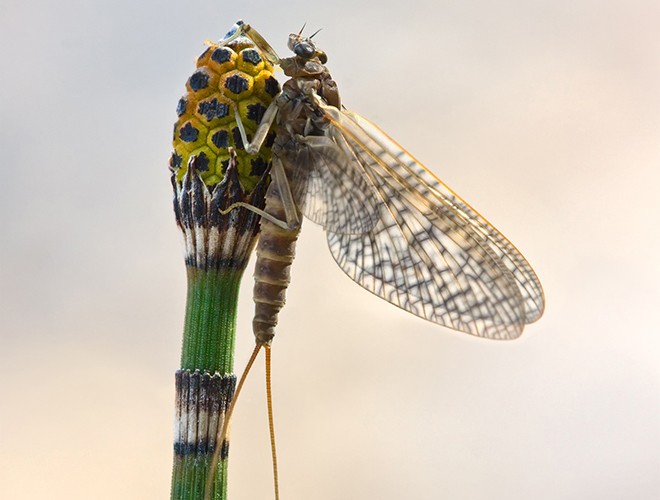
253,180,302,345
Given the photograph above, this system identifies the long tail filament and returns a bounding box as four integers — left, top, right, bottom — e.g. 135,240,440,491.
204,343,263,500
265,345,280,500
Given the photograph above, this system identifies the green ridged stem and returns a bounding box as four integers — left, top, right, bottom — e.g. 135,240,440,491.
171,443,230,500
171,266,245,500
181,266,243,373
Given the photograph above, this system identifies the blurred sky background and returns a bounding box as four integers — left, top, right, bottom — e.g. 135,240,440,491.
1,0,659,499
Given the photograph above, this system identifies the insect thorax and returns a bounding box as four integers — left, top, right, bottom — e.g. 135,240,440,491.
280,55,341,108
271,57,341,152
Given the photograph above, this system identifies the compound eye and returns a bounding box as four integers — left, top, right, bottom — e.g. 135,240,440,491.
294,41,315,59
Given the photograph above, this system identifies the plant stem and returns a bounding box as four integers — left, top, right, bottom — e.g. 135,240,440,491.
168,28,278,497
171,266,244,500
181,267,243,373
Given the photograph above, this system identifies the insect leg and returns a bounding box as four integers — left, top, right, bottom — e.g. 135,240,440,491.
269,155,301,229
218,201,289,228
233,99,279,155
218,20,282,65
219,157,300,231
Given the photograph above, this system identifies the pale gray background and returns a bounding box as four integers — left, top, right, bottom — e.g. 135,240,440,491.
1,1,659,499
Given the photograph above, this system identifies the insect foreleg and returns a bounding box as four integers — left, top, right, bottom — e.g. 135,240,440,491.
218,157,300,231
218,20,282,65
270,156,301,230
233,99,279,155
217,201,290,229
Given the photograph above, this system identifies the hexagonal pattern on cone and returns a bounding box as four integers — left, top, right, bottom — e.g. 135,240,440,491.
170,36,280,192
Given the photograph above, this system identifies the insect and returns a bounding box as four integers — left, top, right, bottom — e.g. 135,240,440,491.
205,20,545,499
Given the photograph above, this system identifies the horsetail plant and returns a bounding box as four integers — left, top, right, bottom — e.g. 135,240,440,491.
168,29,280,500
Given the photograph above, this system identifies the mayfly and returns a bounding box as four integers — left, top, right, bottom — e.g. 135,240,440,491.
205,20,545,499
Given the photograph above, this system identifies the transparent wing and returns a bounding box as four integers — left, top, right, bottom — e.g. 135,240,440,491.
314,101,545,339
277,135,380,235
